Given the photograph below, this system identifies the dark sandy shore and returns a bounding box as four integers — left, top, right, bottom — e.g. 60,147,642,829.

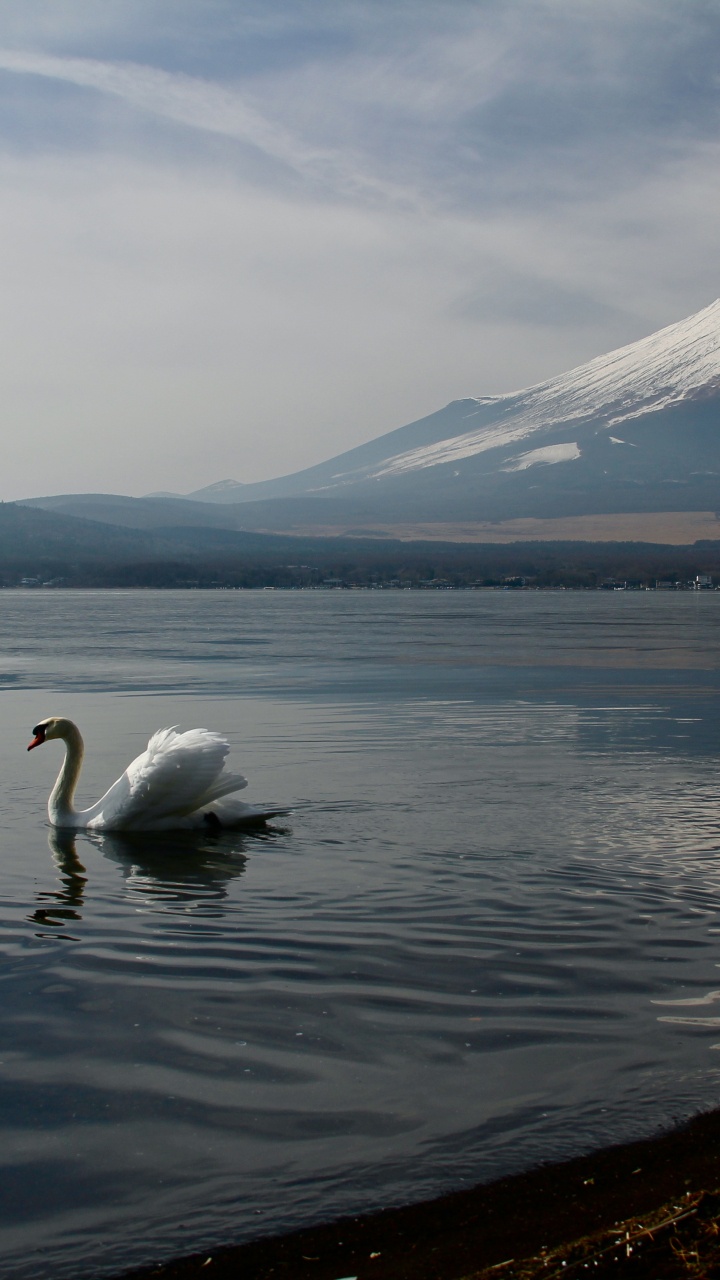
116,1108,720,1280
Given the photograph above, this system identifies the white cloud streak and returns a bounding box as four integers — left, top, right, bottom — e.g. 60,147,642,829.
0,49,330,164
0,48,415,205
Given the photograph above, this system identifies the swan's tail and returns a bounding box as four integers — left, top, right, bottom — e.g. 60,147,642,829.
209,800,291,828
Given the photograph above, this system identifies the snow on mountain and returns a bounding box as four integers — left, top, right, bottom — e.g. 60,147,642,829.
364,299,720,481
501,442,582,472
125,298,720,527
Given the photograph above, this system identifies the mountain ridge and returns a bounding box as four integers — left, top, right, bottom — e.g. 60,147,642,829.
21,299,720,535
172,299,720,508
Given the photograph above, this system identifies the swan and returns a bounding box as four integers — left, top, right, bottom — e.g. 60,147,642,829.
27,717,286,832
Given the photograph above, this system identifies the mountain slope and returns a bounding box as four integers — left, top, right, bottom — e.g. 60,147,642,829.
182,399,488,504
173,299,720,524
21,299,720,536
367,297,720,484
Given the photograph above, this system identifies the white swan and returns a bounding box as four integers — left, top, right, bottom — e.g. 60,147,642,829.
27,717,286,832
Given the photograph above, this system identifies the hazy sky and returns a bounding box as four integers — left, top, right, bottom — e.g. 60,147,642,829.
2,0,720,498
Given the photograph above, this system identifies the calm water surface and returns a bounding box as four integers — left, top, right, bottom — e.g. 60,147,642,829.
2,589,720,1277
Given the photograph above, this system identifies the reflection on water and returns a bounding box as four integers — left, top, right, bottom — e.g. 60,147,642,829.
30,832,87,936
3,591,720,1280
93,826,253,915
30,827,262,934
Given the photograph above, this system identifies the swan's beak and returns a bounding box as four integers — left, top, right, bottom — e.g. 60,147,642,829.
27,730,45,751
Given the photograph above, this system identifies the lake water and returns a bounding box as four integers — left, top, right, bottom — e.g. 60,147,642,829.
2,588,720,1278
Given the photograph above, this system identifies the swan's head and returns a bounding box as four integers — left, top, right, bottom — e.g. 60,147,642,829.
27,717,74,751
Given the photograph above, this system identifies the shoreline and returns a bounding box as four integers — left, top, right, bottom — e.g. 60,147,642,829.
116,1106,720,1280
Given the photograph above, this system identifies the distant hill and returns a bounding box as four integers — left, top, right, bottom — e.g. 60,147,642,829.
0,501,159,560
18,492,245,531
5,500,720,590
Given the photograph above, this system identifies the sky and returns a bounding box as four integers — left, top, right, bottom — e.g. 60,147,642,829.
2,0,720,498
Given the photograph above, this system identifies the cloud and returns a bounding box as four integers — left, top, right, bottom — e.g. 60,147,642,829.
203,0,720,211
0,49,368,191
3,2,720,215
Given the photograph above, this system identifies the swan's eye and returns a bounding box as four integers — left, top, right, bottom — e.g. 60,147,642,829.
32,724,45,738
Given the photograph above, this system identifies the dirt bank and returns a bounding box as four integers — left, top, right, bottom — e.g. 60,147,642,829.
117,1107,720,1280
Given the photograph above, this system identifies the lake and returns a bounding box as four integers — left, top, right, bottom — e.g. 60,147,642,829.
2,588,720,1278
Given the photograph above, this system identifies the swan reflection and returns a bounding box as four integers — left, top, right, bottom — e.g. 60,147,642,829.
30,830,88,935
92,826,250,912
30,825,273,934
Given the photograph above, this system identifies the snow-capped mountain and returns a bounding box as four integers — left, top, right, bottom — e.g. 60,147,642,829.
367,299,720,480
24,300,720,539
178,299,720,525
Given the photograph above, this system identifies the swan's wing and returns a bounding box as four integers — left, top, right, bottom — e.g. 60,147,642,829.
86,727,247,830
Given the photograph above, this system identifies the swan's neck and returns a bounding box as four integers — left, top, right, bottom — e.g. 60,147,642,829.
48,724,85,826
